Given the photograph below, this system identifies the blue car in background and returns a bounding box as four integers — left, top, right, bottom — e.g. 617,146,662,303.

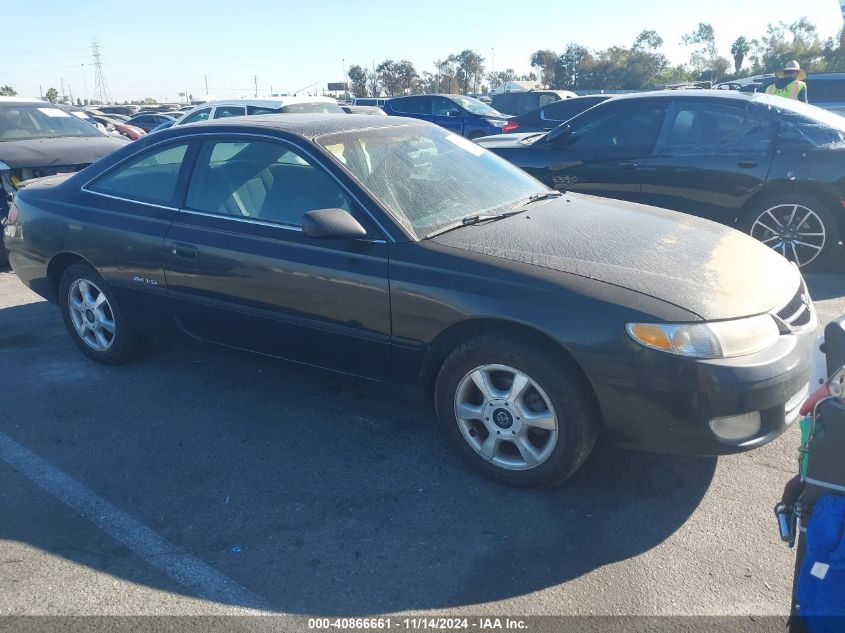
383,94,510,139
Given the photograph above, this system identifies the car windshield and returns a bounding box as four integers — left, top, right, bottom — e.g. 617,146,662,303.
317,123,547,239
280,102,345,114
450,95,504,117
0,103,103,141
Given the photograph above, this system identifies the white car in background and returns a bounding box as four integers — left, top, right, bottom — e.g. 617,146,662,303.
172,97,345,127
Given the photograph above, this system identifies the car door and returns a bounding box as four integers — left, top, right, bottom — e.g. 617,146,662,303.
431,97,464,135
518,100,667,201
640,99,776,223
78,140,196,323
163,135,391,379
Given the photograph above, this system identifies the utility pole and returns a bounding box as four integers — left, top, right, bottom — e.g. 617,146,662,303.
60,77,66,103
253,75,258,97
80,64,88,103
204,75,208,95
491,48,495,75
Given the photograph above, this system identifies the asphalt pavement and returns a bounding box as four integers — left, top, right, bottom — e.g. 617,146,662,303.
1,267,845,618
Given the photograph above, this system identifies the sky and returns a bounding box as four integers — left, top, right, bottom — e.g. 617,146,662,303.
4,0,844,103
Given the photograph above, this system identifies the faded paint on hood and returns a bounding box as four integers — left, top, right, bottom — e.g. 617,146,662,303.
431,193,800,321
0,135,128,169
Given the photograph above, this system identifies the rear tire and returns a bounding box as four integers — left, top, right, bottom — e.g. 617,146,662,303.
434,334,598,488
59,263,135,364
741,193,839,270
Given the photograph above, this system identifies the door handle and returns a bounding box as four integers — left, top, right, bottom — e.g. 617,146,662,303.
171,243,197,259
737,160,758,168
618,161,639,170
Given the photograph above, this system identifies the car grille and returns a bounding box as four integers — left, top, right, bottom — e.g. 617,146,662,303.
775,278,814,331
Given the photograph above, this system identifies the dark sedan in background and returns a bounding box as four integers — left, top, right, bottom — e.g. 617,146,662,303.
478,90,845,269
0,98,127,264
502,95,612,134
4,114,814,487
125,112,181,132
384,94,510,139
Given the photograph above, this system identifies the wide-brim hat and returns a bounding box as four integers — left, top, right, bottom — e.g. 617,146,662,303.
776,60,806,81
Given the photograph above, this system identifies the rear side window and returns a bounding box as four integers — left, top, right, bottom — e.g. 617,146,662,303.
510,93,539,115
180,108,212,124
538,94,558,107
213,106,246,119
390,97,430,115
247,106,281,115
89,143,189,206
540,98,604,123
657,101,775,156
186,139,351,226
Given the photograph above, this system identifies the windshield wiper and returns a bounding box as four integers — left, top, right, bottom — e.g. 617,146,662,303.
425,209,527,238
519,191,563,206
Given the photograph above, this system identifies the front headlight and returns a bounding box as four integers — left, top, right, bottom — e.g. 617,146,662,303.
626,314,780,359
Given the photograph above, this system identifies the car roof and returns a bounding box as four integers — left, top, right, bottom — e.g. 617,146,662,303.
189,97,338,109
0,97,51,104
604,89,765,103
163,112,425,139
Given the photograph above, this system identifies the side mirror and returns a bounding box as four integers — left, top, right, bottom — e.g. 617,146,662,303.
302,208,367,240
545,123,573,145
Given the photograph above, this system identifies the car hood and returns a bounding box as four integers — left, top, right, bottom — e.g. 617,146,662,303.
430,194,800,321
0,135,127,169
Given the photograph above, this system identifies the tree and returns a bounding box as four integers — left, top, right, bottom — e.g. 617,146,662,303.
433,58,459,93
758,19,826,74
634,30,664,51
450,50,485,94
376,59,403,96
395,60,418,95
142,97,157,105
45,87,58,103
347,64,370,97
76,98,83,106
485,68,517,91
0,85,16,96
682,23,729,82
730,36,751,73
554,44,590,89
530,49,558,87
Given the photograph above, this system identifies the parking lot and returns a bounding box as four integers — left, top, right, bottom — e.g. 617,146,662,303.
0,266,843,618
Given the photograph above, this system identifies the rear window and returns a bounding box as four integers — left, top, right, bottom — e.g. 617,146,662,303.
0,104,102,141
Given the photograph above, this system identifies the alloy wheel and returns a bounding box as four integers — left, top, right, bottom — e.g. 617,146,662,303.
453,364,559,471
750,204,826,268
67,279,116,352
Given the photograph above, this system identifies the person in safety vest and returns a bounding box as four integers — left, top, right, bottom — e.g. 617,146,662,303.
765,60,808,102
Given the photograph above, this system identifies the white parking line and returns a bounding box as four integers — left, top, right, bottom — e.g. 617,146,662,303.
0,431,271,611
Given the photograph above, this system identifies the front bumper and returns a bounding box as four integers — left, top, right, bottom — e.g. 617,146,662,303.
587,325,815,456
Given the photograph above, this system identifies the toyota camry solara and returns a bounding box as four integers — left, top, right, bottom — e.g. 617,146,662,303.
3,114,816,487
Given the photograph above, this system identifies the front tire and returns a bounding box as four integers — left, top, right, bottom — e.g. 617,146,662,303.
434,334,598,487
742,194,839,270
59,264,135,364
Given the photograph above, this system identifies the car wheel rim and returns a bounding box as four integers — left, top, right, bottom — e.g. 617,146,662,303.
750,204,826,268
454,364,558,471
68,279,116,352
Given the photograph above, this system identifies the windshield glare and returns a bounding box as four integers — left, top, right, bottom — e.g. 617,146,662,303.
318,124,546,238
0,104,103,141
451,96,504,117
